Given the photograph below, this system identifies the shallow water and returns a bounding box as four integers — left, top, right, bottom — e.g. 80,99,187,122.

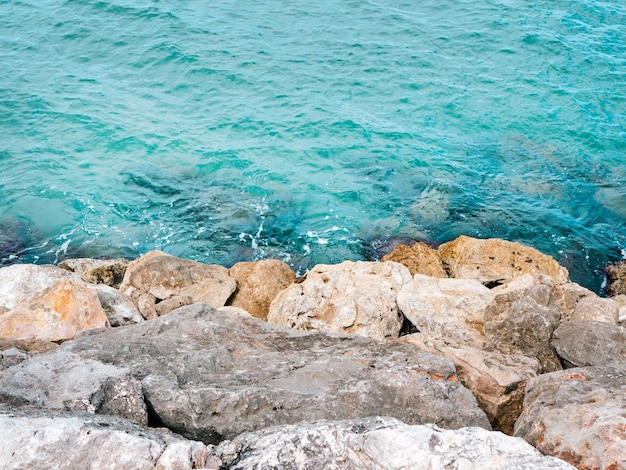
1,0,625,292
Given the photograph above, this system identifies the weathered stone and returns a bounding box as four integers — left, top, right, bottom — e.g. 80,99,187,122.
484,284,562,373
208,417,575,470
605,260,626,297
228,259,296,320
438,236,569,285
0,348,30,371
0,338,58,354
551,321,626,369
0,264,109,342
0,405,209,469
515,366,626,470
613,294,626,325
397,274,495,347
94,284,144,327
59,257,129,288
0,304,490,444
268,261,411,340
119,250,236,319
399,333,540,435
554,282,618,324
381,242,447,278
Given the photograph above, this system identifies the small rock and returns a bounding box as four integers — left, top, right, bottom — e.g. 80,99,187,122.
551,321,626,369
228,259,296,320
605,260,626,297
59,258,129,288
268,261,411,340
515,366,626,470
438,236,569,285
94,285,144,327
381,242,447,278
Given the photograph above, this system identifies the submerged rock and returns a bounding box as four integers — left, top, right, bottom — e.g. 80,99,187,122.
515,366,626,470
208,416,575,470
119,250,236,319
0,304,490,444
268,261,411,340
227,259,296,320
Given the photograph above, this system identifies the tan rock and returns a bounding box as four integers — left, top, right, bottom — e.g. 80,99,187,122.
58,258,129,288
438,236,569,284
399,333,540,435
0,278,109,342
397,274,495,347
381,242,447,278
605,260,626,297
119,251,236,319
553,282,618,324
267,261,411,340
228,260,296,320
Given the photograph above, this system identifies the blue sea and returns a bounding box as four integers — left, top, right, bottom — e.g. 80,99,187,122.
1,0,625,293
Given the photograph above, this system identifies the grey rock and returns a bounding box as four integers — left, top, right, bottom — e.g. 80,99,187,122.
551,321,626,369
484,284,562,373
515,366,626,470
208,416,575,470
94,284,144,327
0,404,209,469
0,348,30,371
0,304,490,444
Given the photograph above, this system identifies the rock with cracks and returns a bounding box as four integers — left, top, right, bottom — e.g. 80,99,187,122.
0,304,490,444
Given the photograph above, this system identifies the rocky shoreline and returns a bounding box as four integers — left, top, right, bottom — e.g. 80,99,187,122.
0,235,624,469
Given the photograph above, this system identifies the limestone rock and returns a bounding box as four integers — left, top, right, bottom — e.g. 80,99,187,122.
0,405,209,469
94,284,144,327
554,282,618,324
613,294,626,325
0,304,490,444
208,417,575,470
515,366,626,470
551,321,626,369
59,257,129,288
397,274,495,347
119,250,236,319
228,259,296,320
438,236,569,285
0,264,109,342
381,242,447,278
484,284,562,373
605,260,626,297
399,333,540,435
268,261,411,340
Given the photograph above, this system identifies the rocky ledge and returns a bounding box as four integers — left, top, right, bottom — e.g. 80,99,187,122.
0,235,624,470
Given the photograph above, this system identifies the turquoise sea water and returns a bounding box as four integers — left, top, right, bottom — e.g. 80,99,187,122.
1,0,625,293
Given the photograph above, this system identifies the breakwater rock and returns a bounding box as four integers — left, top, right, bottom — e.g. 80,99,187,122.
0,235,624,469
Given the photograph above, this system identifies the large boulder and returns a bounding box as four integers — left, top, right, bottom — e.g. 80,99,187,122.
484,284,562,373
208,417,575,470
553,282,618,324
59,257,129,289
381,242,447,278
0,264,109,342
551,321,626,369
515,366,626,470
0,405,209,469
396,274,495,347
0,304,490,444
605,260,626,297
268,261,412,340
119,250,236,319
399,333,540,435
438,236,569,285
227,259,296,320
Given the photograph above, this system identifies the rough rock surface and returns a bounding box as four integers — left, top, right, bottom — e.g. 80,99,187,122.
605,260,626,297
551,321,626,369
119,250,236,319
515,366,626,470
438,236,569,285
0,405,209,469
94,284,144,327
399,333,540,435
59,257,129,288
207,417,575,470
397,274,495,347
484,284,562,373
0,304,490,444
268,261,411,340
0,264,109,342
228,259,296,320
381,242,447,278
554,282,618,324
